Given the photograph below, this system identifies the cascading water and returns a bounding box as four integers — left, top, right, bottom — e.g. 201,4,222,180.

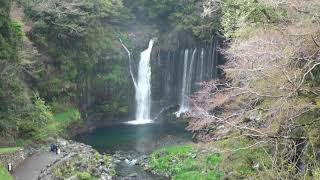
187,48,197,95
200,48,204,81
177,48,197,117
121,36,220,121
127,39,155,125
175,49,189,117
119,39,137,89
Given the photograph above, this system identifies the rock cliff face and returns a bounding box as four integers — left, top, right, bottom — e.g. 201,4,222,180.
121,18,222,120
93,0,225,121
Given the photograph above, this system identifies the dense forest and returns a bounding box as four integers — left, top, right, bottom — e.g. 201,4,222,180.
1,0,320,180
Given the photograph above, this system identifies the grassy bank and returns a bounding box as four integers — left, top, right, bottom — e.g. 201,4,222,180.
149,145,223,180
0,165,13,180
51,107,81,134
12,106,82,145
0,148,18,180
35,107,81,141
149,137,273,180
0,147,21,155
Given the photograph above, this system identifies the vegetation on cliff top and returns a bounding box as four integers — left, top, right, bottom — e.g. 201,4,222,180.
126,0,220,40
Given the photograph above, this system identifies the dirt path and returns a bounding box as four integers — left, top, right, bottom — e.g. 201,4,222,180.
13,152,62,180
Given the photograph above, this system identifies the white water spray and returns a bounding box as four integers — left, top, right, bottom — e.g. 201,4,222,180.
175,49,197,117
187,48,197,95
127,39,154,125
200,48,204,81
175,49,189,117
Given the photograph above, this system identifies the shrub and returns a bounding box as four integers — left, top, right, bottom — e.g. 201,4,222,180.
77,172,92,180
173,171,222,180
149,145,195,175
103,155,110,165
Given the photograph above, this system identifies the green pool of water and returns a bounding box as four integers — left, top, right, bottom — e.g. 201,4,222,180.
74,121,191,154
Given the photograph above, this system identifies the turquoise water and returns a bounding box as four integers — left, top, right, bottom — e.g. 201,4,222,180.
74,121,191,154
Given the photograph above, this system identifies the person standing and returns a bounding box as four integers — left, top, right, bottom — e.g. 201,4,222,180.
7,163,12,173
56,146,61,155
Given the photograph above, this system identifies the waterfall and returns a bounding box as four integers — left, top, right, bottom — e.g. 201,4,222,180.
121,36,220,121
175,49,189,117
187,48,197,94
127,39,154,125
212,39,218,78
175,48,198,117
207,39,217,79
165,52,171,98
200,48,204,81
119,39,137,89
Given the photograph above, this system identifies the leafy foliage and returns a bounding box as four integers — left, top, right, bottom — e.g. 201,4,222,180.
18,94,53,141
126,0,219,40
0,1,31,138
19,0,131,120
36,107,81,140
1,0,132,141
221,0,284,38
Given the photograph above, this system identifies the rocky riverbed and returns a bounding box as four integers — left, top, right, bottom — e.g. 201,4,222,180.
72,121,192,180
111,151,168,180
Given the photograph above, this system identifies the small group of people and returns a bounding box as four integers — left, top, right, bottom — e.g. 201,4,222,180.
50,144,61,154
